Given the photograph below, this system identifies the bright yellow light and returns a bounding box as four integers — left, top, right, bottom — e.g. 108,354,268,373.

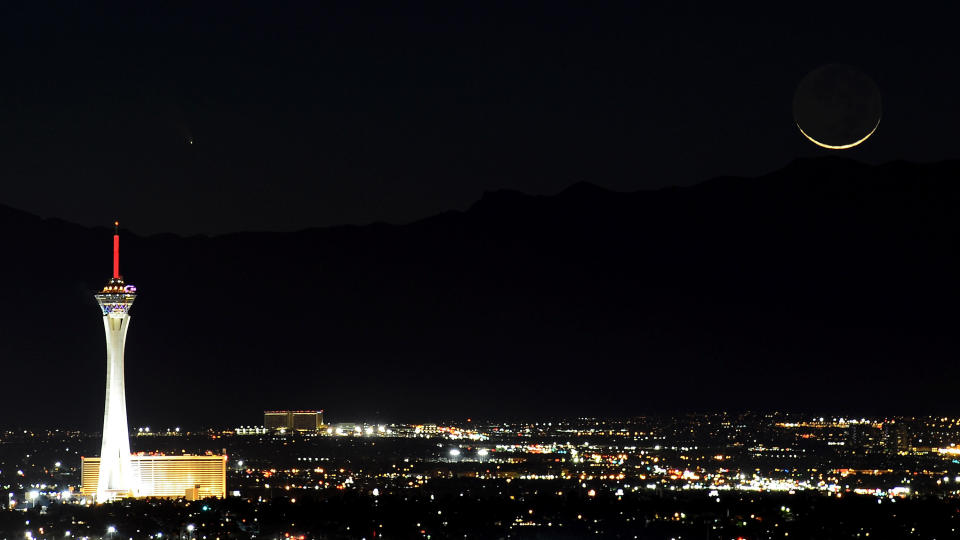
796,120,879,150
81,455,226,500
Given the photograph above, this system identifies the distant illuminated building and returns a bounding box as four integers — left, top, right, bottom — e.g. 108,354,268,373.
81,455,226,500
414,424,440,436
329,423,390,436
293,411,324,430
264,410,324,431
235,426,269,435
264,411,290,430
332,422,361,436
884,421,911,454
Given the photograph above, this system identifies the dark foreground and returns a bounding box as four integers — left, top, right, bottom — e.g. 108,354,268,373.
4,484,960,539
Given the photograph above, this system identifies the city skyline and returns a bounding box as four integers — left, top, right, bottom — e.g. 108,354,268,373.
8,412,960,537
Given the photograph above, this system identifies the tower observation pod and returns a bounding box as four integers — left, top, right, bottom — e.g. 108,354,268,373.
93,222,138,502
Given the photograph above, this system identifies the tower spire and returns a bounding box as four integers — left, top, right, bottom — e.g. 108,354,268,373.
113,221,120,280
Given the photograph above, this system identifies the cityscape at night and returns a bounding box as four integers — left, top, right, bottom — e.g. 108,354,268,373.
4,1,960,538
7,414,960,538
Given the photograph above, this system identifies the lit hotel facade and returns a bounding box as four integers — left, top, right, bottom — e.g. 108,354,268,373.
265,410,324,431
81,455,227,499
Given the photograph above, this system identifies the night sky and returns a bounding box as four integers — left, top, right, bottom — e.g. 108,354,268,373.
1,4,960,427
1,3,958,235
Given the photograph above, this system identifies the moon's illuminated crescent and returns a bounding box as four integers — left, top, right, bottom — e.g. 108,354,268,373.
796,117,880,150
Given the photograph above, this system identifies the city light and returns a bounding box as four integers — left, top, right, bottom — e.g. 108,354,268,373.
8,413,960,536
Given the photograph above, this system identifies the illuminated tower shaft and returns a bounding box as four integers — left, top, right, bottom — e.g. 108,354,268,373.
94,223,138,502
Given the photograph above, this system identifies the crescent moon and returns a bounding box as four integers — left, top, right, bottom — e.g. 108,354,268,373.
796,116,880,150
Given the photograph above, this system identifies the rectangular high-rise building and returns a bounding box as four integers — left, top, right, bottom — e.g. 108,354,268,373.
81,455,227,499
264,410,324,431
292,411,323,431
264,411,292,430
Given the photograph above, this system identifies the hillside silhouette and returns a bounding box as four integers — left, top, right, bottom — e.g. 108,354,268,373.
3,157,959,429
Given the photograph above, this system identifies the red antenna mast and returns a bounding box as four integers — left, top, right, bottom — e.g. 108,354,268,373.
113,221,120,279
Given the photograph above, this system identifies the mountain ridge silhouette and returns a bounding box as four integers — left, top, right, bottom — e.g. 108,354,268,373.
3,157,958,429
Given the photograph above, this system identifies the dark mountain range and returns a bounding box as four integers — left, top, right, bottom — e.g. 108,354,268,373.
3,157,959,429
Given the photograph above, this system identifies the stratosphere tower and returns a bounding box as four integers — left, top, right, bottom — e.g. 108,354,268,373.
93,222,138,501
